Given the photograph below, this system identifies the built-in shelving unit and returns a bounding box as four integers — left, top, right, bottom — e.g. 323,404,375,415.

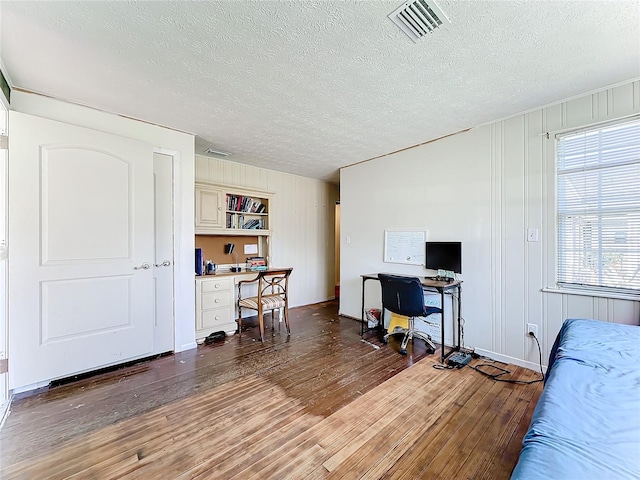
195,182,273,236
195,182,274,339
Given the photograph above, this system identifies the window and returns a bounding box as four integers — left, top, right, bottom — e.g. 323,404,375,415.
556,118,640,293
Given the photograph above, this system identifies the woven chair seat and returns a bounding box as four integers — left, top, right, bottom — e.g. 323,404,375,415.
239,295,286,311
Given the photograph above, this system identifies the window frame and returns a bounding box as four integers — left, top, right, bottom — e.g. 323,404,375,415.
552,116,640,296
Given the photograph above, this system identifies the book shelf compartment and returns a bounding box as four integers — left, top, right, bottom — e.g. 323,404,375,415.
226,213,268,230
226,193,269,231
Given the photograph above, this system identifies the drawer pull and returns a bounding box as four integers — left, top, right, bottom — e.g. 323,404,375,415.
215,284,221,289
215,315,220,321
214,298,220,303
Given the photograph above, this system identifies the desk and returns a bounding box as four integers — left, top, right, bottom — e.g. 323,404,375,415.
361,273,462,363
195,268,291,342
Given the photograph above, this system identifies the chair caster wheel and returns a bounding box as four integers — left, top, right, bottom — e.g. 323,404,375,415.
400,349,407,355
382,337,389,344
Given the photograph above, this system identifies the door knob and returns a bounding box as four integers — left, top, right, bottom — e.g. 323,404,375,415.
134,263,151,270
154,260,171,267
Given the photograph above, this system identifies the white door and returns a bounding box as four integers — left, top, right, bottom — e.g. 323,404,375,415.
8,112,155,389
153,152,174,353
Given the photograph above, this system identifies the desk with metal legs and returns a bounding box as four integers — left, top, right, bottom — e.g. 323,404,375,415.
360,273,462,363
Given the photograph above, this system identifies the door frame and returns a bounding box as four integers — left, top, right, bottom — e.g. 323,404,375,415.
153,147,181,352
0,93,9,424
3,90,196,397
7,145,183,394
8,112,159,390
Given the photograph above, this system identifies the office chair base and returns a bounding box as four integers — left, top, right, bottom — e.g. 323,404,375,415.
383,327,436,354
382,326,404,344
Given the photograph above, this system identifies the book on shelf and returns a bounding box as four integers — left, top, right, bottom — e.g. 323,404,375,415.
242,218,261,229
226,213,248,229
226,194,267,214
225,215,265,230
247,256,267,271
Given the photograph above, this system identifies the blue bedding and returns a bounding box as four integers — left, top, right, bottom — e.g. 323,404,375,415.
511,318,640,480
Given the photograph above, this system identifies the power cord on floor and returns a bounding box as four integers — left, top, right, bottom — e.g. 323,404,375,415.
469,332,544,385
432,363,455,370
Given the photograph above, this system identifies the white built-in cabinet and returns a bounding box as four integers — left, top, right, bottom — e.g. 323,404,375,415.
195,181,274,341
195,184,224,230
195,182,273,236
195,276,236,340
195,272,260,341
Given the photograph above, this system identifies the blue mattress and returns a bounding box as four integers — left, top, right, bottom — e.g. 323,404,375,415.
511,318,640,480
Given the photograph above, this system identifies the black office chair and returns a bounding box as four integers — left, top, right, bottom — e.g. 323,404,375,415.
379,274,442,355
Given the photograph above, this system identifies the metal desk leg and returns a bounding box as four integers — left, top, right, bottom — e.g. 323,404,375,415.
361,276,366,336
440,284,462,363
440,287,445,362
457,284,462,351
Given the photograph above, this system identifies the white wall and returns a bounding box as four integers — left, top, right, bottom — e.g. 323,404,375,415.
11,91,197,353
196,155,339,307
340,79,640,369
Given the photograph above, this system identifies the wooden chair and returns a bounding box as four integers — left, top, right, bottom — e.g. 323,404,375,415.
237,268,293,342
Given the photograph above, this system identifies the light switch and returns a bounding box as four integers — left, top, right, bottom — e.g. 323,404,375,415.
527,228,539,242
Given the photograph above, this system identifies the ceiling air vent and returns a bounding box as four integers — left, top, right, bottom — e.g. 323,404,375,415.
204,148,232,157
388,0,449,43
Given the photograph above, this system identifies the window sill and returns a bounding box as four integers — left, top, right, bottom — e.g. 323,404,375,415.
542,287,640,302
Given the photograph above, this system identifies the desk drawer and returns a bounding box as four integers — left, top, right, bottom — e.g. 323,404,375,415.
202,290,231,310
201,278,232,292
201,308,233,330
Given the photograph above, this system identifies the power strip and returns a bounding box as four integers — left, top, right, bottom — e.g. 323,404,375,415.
447,352,471,368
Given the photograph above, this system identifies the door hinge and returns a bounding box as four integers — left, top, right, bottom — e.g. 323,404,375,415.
0,358,7,374
0,135,7,150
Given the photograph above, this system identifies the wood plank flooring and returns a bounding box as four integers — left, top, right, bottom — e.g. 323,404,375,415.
0,301,543,479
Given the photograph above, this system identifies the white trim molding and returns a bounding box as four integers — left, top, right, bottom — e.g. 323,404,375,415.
473,348,547,375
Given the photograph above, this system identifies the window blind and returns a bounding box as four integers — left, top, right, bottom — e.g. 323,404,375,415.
556,118,640,293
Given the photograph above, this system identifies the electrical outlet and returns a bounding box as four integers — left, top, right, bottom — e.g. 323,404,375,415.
527,323,538,338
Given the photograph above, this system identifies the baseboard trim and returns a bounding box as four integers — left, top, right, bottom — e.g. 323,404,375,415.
339,312,362,321
178,342,198,352
12,351,177,395
474,348,547,374
12,380,49,395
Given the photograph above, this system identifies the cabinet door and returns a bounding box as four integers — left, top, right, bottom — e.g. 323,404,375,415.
195,185,223,230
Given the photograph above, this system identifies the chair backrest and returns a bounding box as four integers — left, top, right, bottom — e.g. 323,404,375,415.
378,274,427,318
257,268,292,298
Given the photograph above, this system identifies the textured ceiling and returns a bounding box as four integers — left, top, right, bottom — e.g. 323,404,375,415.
1,1,639,183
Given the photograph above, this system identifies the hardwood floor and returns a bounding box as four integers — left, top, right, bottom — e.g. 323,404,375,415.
0,301,543,479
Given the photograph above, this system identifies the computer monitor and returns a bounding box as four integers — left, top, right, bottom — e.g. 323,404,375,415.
425,242,462,274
